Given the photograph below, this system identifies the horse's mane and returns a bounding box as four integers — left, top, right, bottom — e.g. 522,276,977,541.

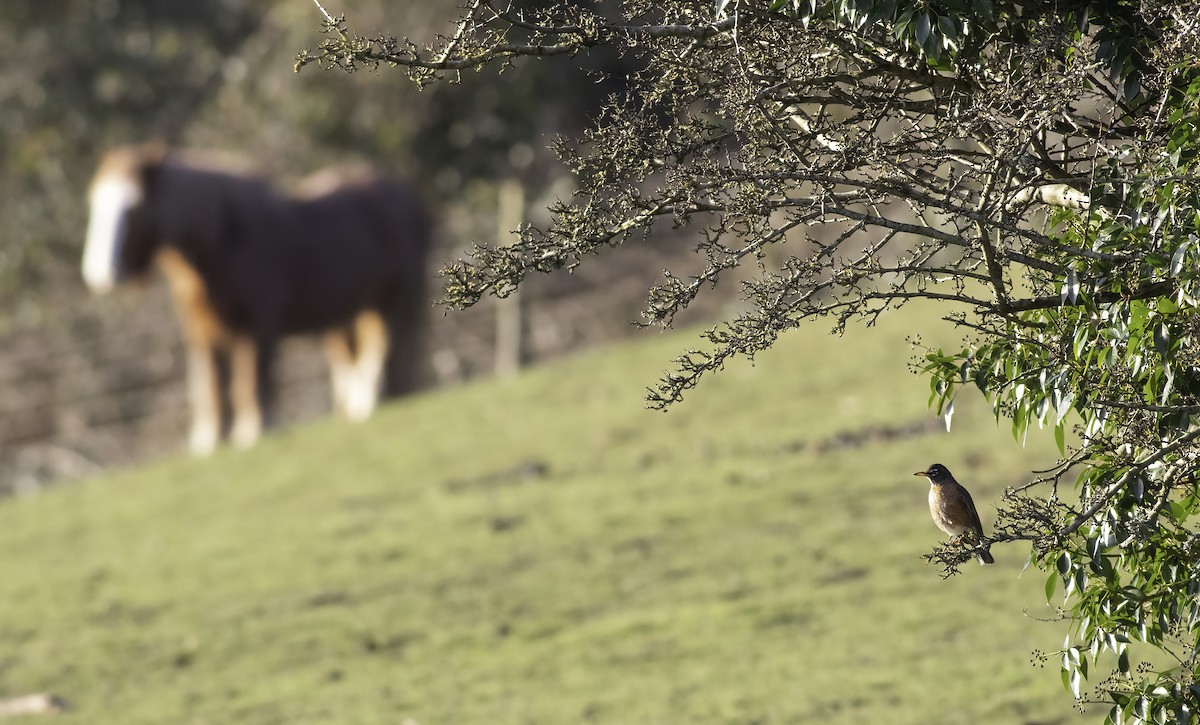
293,164,382,199
100,145,283,260
90,143,167,193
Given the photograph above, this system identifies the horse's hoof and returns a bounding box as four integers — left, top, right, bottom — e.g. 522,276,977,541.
230,420,261,449
343,384,377,422
189,429,218,456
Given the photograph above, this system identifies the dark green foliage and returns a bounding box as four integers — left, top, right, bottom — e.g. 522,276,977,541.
0,0,261,304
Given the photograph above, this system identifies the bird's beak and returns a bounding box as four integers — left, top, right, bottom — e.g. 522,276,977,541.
913,470,929,478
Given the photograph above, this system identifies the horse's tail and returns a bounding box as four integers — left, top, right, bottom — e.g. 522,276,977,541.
380,179,434,398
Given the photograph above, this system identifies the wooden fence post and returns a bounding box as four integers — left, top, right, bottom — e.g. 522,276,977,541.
494,179,525,378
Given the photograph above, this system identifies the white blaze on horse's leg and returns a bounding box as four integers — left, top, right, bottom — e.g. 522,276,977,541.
186,344,221,456
344,310,388,422
229,337,262,449
82,175,141,293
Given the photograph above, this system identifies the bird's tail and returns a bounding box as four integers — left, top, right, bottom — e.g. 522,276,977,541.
977,547,995,565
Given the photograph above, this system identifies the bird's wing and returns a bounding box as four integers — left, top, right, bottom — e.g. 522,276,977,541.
956,483,986,535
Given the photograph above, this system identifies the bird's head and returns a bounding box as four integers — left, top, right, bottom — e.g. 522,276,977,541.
914,463,953,484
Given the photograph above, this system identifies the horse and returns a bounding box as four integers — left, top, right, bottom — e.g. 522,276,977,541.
81,144,432,454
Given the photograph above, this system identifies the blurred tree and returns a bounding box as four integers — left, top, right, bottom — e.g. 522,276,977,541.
0,0,261,317
0,0,608,328
299,0,1200,721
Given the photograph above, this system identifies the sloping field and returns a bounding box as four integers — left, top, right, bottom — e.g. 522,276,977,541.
0,303,1085,724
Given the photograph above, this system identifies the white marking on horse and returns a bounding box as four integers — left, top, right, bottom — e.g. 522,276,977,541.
344,311,388,421
323,311,388,422
82,174,142,293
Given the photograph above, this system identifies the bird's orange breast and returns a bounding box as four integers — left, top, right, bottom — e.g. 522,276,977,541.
928,484,974,537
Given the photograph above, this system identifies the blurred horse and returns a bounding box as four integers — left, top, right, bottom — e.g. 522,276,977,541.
81,144,432,454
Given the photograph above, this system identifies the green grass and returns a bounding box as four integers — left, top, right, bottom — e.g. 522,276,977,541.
0,303,1087,724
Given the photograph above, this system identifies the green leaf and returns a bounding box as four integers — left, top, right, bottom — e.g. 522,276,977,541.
914,12,931,46
866,0,897,24
936,15,956,42
1046,570,1057,602
1154,323,1171,355
1055,421,1066,455
1121,74,1140,102
971,0,993,23
1011,407,1026,443
1063,268,1080,304
1171,241,1189,276
1145,251,1170,268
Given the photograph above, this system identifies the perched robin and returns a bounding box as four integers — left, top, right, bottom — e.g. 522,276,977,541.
914,463,995,565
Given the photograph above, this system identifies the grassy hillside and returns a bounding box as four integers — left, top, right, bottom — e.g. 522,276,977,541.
0,303,1086,724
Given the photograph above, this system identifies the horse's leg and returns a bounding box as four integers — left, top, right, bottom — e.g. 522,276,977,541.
344,310,388,421
185,341,222,455
255,334,279,435
162,256,226,455
228,335,261,448
229,332,279,448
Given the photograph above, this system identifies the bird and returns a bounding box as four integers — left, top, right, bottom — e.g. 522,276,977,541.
914,463,994,565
